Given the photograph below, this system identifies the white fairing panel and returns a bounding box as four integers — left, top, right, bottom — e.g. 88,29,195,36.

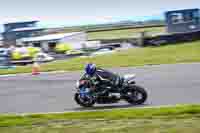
123,74,136,82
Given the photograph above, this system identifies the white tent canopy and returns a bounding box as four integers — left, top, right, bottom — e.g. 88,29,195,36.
19,32,84,42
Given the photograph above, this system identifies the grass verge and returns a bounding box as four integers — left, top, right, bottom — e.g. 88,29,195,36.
0,41,200,75
0,105,200,133
87,26,165,40
0,104,200,126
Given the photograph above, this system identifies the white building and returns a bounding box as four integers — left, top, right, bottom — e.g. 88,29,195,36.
17,32,87,52
84,41,101,49
0,36,3,47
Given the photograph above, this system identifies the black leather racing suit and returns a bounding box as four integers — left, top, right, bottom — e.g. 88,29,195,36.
81,68,121,94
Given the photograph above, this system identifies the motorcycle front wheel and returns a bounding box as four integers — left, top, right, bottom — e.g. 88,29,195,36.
74,93,95,107
125,85,147,105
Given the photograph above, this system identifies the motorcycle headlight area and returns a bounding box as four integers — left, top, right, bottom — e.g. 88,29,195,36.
76,81,80,88
84,88,90,93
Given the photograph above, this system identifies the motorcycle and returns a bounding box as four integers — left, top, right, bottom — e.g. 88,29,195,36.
74,74,148,107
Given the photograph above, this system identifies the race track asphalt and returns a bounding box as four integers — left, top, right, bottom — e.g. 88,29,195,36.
0,63,200,114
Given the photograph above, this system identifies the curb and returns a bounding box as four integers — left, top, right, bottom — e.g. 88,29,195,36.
0,71,66,77
18,104,189,116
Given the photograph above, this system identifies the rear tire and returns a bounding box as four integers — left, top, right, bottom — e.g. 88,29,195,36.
74,93,95,107
125,85,147,105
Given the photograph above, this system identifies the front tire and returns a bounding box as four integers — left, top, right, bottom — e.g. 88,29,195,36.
125,85,147,105
74,93,95,107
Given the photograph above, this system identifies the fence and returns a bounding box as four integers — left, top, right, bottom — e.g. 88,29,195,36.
144,30,200,46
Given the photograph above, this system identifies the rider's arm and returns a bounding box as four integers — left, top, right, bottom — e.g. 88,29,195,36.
80,73,90,80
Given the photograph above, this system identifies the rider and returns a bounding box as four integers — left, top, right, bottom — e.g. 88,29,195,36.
81,63,122,93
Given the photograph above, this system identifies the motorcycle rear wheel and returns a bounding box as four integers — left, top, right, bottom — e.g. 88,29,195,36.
125,85,147,105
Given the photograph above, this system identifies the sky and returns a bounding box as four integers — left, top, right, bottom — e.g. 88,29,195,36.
0,0,199,31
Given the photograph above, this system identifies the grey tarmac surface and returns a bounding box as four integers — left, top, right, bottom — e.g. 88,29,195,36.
0,63,200,114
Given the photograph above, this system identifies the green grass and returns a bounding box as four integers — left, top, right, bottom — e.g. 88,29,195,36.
87,26,165,40
1,105,200,133
0,40,200,75
56,25,165,40
1,118,200,133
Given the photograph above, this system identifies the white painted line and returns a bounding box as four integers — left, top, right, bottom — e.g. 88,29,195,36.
1,62,200,77
18,104,191,116
0,71,66,78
